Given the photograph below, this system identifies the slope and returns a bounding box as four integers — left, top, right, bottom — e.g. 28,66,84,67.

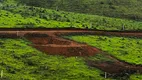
18,0,142,21
0,0,142,30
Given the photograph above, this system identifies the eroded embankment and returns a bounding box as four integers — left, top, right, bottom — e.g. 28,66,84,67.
0,29,142,78
87,53,142,77
24,33,100,56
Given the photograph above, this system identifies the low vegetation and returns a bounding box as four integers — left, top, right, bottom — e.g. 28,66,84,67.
65,35,142,65
130,74,142,80
0,0,142,79
0,38,110,80
19,0,142,21
0,0,142,30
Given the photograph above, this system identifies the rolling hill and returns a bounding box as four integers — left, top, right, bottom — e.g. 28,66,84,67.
19,0,142,21
0,0,142,30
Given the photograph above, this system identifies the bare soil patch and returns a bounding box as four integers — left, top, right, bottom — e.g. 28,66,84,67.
87,53,142,77
24,33,100,57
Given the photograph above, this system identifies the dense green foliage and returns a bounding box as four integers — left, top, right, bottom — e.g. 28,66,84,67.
65,35,142,64
0,0,142,30
0,10,75,28
0,38,109,80
19,0,142,21
130,74,142,80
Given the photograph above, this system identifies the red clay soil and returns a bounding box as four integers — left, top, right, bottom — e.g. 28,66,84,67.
87,53,142,76
0,29,142,76
24,33,100,56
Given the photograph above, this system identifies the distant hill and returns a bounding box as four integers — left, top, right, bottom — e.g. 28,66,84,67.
18,0,142,21
0,0,142,30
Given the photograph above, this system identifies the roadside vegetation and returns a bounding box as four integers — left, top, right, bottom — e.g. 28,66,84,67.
130,74,142,80
0,38,110,80
0,37,142,80
65,35,142,65
65,35,142,79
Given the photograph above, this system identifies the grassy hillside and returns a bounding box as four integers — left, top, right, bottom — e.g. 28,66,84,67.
0,37,141,79
0,38,140,80
0,0,142,30
0,0,142,80
19,0,142,21
65,35,142,64
65,35,142,79
0,38,107,80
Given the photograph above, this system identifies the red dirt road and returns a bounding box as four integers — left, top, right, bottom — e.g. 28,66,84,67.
0,29,141,37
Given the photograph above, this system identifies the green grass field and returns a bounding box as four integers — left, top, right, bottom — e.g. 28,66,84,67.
19,0,142,21
65,35,142,79
65,35,142,65
0,38,110,80
0,0,142,30
0,37,141,80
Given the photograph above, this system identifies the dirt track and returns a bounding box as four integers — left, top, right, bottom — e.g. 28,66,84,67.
0,29,142,37
0,29,142,77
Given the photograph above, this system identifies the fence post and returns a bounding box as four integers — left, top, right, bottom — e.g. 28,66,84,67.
105,72,107,78
90,23,92,29
1,70,3,78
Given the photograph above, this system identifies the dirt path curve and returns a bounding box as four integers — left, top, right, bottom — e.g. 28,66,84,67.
0,28,142,77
